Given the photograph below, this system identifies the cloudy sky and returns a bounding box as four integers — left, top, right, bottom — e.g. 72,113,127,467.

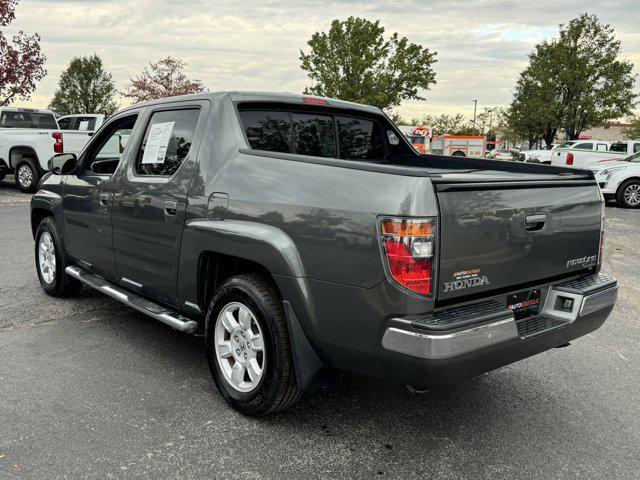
5,0,640,120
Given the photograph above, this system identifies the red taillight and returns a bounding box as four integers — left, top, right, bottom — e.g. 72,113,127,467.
566,152,574,165
302,97,328,105
380,218,435,296
52,132,64,154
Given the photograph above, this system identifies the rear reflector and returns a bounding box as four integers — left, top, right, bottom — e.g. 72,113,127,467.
302,97,328,105
566,152,574,165
379,218,435,297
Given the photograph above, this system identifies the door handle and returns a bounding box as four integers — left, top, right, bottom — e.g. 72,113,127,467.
99,193,110,207
164,200,177,217
525,214,546,232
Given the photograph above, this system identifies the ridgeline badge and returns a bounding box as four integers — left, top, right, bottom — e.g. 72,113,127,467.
443,269,490,292
566,255,597,268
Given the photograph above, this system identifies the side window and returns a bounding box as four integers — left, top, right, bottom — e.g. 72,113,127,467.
574,142,593,150
240,110,291,153
609,143,626,153
84,115,137,175
336,116,385,160
75,117,97,131
57,117,73,130
596,143,608,151
136,109,200,176
634,143,640,153
292,113,335,158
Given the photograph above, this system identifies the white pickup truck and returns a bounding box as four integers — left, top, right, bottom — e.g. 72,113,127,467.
0,109,103,192
56,113,107,153
551,139,640,169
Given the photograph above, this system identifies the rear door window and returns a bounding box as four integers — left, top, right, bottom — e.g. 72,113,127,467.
336,116,385,160
74,116,97,131
136,109,200,176
292,113,335,158
240,110,291,153
57,117,74,129
574,142,593,150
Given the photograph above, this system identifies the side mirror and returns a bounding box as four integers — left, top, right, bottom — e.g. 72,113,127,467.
48,153,77,175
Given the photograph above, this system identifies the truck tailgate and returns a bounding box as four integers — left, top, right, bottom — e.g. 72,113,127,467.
435,181,602,301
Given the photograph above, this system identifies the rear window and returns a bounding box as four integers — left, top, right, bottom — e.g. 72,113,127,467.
239,108,386,161
292,113,335,158
574,142,593,150
239,111,291,153
1,111,58,129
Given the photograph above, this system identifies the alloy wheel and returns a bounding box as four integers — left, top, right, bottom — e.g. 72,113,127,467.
214,302,265,393
18,164,33,189
624,183,640,206
38,232,56,284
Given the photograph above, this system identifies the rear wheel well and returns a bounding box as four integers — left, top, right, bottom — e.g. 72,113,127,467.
31,208,53,238
198,252,281,313
10,146,40,171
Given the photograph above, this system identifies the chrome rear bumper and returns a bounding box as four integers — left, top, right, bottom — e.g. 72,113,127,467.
382,273,617,360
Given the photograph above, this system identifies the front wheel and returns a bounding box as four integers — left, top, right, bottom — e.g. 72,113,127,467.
205,275,302,416
16,159,40,193
35,217,83,296
616,179,640,208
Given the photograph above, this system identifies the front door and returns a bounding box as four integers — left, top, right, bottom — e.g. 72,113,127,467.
111,104,206,306
63,112,140,280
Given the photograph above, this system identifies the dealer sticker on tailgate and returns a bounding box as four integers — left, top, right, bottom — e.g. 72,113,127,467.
507,289,541,320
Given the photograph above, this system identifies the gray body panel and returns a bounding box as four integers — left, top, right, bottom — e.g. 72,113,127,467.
31,91,608,387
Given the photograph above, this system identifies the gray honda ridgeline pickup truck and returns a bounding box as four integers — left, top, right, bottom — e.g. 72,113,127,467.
31,92,618,415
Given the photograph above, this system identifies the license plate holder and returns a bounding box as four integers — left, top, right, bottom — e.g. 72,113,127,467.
507,289,541,320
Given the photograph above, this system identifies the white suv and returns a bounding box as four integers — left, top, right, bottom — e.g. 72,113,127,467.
588,152,640,208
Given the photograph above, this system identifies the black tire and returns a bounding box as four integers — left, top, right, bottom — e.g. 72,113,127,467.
616,179,640,209
15,159,40,193
0,173,5,182
35,217,83,296
205,274,302,416
452,151,466,157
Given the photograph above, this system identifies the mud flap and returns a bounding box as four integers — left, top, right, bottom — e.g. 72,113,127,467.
283,300,330,392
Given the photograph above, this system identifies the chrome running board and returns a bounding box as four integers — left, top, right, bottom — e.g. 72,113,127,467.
65,266,198,333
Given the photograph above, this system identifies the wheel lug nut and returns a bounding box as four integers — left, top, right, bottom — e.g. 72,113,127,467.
244,353,247,360
236,349,240,355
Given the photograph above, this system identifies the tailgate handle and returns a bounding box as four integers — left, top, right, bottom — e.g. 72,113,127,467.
525,214,546,232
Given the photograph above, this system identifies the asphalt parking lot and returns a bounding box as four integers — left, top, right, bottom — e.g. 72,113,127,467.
1,176,639,479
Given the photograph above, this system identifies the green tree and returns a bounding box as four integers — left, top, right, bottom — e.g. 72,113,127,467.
510,14,636,144
49,54,117,114
300,17,437,111
622,115,640,139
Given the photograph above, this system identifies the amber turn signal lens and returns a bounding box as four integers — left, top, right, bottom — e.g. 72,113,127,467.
381,219,432,237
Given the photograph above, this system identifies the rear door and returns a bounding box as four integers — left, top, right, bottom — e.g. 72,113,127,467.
435,181,602,301
111,100,209,306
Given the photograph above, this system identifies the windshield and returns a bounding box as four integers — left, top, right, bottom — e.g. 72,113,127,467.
624,152,640,162
0,111,58,129
558,141,576,148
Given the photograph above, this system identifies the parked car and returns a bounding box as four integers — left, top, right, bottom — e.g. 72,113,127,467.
31,92,617,416
588,151,640,208
518,144,558,163
487,149,514,160
56,114,108,153
0,107,63,192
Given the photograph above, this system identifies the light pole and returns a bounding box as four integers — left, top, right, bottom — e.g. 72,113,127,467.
472,99,478,131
